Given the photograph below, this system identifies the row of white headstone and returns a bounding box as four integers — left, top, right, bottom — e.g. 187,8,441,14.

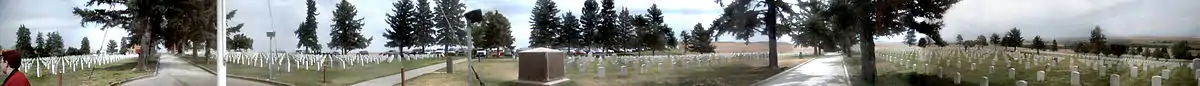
224,52,443,72
565,52,772,78
18,54,136,77
878,47,1198,86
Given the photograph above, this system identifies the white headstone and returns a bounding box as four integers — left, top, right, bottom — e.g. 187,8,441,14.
1110,74,1121,86
971,63,977,70
955,72,962,84
1132,66,1139,77
1151,76,1162,86
1016,80,1028,86
1037,71,1046,81
981,77,990,86
1009,68,1016,78
1071,71,1081,86
1161,70,1170,79
990,66,996,74
1192,58,1198,69
597,66,605,78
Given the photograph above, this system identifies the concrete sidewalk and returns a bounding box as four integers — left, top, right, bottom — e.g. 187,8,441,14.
756,55,852,86
118,54,273,86
351,58,469,86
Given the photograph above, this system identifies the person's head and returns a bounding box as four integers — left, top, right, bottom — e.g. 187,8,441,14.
1,50,20,70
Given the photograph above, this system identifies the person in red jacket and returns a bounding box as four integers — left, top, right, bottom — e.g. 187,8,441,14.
0,50,29,86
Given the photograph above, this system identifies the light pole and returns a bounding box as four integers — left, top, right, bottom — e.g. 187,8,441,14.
266,31,276,79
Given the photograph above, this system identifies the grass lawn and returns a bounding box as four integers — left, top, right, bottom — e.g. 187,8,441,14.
862,47,1198,86
401,54,815,86
26,59,148,86
226,56,460,86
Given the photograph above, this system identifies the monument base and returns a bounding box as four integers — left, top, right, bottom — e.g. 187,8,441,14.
513,78,570,86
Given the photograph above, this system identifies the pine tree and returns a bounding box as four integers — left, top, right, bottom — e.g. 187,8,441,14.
686,23,715,53
294,0,322,52
579,0,600,50
383,0,419,54
81,37,91,54
1088,26,1108,54
14,25,33,57
108,40,119,54
559,12,582,49
35,33,46,57
48,32,64,56
990,33,1001,45
917,38,929,47
597,0,620,51
413,0,437,49
647,4,677,48
1049,40,1058,51
434,0,466,48
226,10,253,51
955,34,963,45
904,31,916,45
529,0,560,48
1001,28,1023,47
328,0,373,54
976,35,988,46
1170,41,1190,59
481,11,514,49
1030,36,1044,50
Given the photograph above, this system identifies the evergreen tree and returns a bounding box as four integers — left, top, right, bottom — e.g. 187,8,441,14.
1170,41,1190,59
976,35,988,46
904,31,916,45
294,0,322,52
383,0,419,54
579,0,600,50
618,8,640,50
414,0,437,49
647,4,677,48
1002,28,1022,47
1049,40,1058,51
48,32,65,56
14,25,33,57
434,0,466,48
226,10,253,51
990,33,1001,45
686,23,715,53
1088,26,1108,54
479,11,514,49
558,12,582,49
597,0,621,51
529,0,560,48
1030,36,1044,50
955,34,963,45
328,0,373,54
108,40,119,54
81,37,91,54
35,33,45,57
917,38,929,47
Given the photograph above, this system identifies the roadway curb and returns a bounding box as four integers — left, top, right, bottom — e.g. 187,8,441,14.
227,74,295,86
752,54,836,85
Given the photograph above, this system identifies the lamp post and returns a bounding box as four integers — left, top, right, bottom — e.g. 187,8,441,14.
266,31,275,79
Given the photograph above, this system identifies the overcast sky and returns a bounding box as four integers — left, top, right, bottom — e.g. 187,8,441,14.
3,0,1197,52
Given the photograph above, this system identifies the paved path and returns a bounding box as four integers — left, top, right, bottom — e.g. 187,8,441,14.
757,55,852,86
121,54,218,86
351,58,469,86
120,54,273,86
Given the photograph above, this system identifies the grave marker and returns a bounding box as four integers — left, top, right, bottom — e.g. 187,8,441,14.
955,72,961,84
1132,66,1139,77
1009,68,1016,78
1071,71,1080,86
1151,76,1162,86
1037,71,1045,81
981,77,989,86
1110,74,1120,86
1016,80,1027,86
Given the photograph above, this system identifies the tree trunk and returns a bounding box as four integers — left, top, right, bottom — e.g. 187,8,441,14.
444,45,453,73
860,26,876,85
765,0,780,69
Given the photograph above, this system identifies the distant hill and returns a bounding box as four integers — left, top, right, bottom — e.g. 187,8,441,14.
1053,36,1200,48
709,41,804,53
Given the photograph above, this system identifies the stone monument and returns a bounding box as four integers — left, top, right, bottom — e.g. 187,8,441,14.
515,48,569,86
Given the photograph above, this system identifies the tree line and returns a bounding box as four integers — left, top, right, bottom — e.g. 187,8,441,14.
527,0,708,54
945,26,1195,59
